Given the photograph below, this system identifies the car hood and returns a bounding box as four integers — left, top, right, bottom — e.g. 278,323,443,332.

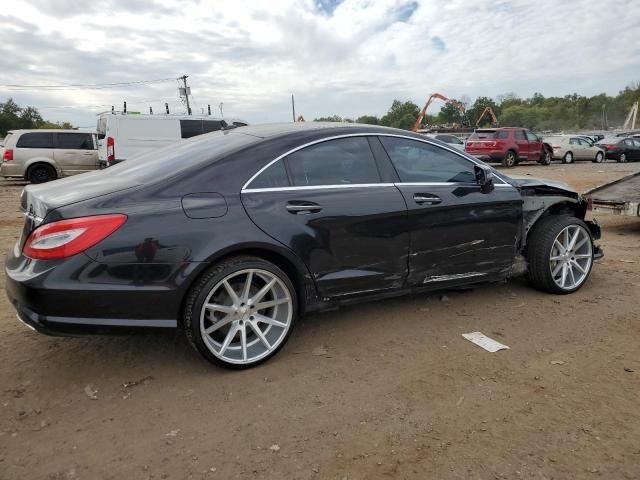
507,176,577,195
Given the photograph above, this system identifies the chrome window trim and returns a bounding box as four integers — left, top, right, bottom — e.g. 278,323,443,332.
240,132,509,192
243,183,395,194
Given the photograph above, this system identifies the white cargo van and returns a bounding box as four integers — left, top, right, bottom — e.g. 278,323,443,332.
96,113,248,167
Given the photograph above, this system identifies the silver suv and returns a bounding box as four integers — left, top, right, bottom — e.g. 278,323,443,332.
1,130,98,183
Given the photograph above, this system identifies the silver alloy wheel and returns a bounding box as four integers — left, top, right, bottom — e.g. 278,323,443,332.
549,225,593,290
595,152,603,162
199,268,293,365
565,152,573,163
620,153,627,162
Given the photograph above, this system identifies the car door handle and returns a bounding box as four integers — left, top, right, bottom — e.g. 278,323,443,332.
286,202,322,214
413,194,442,205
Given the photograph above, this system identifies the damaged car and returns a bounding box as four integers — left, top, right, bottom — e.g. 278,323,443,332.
6,123,602,368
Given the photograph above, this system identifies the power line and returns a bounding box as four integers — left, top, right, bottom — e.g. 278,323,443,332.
0,77,176,90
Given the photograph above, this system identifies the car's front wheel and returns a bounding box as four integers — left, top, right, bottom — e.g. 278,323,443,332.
526,215,594,294
184,256,297,368
539,149,551,165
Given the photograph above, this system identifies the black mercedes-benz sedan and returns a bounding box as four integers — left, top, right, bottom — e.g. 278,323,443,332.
6,123,603,368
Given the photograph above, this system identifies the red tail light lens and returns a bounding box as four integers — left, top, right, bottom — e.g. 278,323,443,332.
106,136,115,164
3,148,13,161
23,214,127,260
605,144,617,150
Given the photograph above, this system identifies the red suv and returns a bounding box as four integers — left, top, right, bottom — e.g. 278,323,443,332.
465,127,552,167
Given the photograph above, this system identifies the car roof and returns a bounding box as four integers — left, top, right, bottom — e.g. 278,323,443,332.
8,129,95,134
230,122,416,139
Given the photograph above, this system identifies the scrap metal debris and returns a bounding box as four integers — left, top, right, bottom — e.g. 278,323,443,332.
462,332,510,353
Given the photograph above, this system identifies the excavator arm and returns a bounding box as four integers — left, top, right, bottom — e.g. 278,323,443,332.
475,106,499,127
413,93,468,131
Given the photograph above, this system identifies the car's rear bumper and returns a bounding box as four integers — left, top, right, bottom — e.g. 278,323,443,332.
6,270,178,336
466,152,503,162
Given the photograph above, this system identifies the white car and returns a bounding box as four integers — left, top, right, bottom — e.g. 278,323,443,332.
543,135,605,163
96,113,248,167
423,133,465,151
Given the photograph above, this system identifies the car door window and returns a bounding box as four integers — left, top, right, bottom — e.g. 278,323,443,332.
56,133,93,150
285,137,380,186
570,138,581,145
16,132,54,149
624,139,634,147
525,131,538,141
514,130,526,141
247,161,290,189
380,136,476,183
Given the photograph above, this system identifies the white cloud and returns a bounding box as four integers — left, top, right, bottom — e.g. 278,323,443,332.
1,0,638,127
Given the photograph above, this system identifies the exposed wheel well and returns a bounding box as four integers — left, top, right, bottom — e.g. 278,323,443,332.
523,200,586,250
178,248,311,328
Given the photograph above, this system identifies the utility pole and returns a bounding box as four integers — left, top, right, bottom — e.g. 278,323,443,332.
178,74,192,115
219,102,224,118
291,94,296,122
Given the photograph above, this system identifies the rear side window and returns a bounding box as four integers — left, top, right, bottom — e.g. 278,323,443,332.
181,120,224,138
380,137,476,183
570,138,580,145
247,161,289,189
495,131,508,139
514,130,526,140
57,133,93,150
285,137,380,186
16,132,54,149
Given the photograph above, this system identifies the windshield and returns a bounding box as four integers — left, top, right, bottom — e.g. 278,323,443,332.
103,130,261,182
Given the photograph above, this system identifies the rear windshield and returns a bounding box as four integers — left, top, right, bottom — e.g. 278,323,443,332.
469,130,507,139
599,137,620,144
104,130,261,182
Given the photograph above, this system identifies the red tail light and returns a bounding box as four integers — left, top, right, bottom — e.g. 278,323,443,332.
604,144,617,150
23,214,127,260
106,136,115,164
3,148,13,161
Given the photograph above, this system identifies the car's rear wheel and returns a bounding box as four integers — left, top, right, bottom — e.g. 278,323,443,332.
27,163,57,183
526,215,594,294
502,150,517,168
184,256,297,369
562,152,574,164
593,151,604,163
618,153,627,163
539,149,551,165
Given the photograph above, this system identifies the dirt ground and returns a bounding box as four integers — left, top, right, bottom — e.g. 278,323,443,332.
1,161,639,480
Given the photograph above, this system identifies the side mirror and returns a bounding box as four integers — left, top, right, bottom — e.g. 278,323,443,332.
475,165,494,194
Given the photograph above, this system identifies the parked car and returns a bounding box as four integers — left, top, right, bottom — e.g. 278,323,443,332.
464,127,552,167
7,123,602,368
423,133,465,150
97,113,248,168
544,135,605,163
1,130,98,183
596,137,640,162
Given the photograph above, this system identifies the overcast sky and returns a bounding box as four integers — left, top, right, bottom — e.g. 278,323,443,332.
0,0,638,128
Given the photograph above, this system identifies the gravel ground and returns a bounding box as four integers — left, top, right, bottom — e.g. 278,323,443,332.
1,161,639,480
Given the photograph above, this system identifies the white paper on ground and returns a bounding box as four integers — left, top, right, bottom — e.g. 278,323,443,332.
462,332,510,353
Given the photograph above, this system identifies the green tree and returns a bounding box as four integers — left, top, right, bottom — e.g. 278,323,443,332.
355,115,379,125
313,115,353,122
467,96,500,127
380,100,420,130
437,102,464,125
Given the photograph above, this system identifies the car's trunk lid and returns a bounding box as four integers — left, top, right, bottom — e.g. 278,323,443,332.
19,171,141,247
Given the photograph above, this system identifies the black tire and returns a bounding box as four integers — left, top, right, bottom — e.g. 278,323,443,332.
593,151,604,163
617,152,627,163
539,149,551,165
183,255,298,369
27,163,57,184
562,152,574,164
526,215,594,295
502,150,517,168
